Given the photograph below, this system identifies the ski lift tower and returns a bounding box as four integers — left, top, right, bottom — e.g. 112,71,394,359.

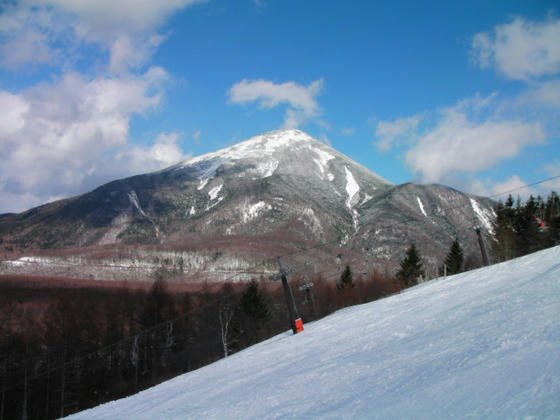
269,257,304,334
474,224,490,267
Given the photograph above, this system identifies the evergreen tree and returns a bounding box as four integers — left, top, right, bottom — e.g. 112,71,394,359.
396,243,423,287
338,264,354,289
492,195,517,261
239,280,271,344
240,280,271,321
444,239,464,275
515,195,540,255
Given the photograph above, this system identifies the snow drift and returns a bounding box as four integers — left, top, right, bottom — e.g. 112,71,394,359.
67,246,560,419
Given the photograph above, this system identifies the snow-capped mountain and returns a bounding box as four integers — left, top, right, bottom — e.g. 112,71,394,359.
0,129,495,281
66,246,560,419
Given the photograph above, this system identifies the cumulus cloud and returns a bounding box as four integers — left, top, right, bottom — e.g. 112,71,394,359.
375,113,424,151
0,0,201,213
486,175,537,200
36,0,203,32
228,79,325,128
405,101,545,183
542,161,560,192
472,16,560,81
0,68,188,213
0,0,203,72
107,132,187,176
517,78,560,110
0,91,29,142
0,5,60,69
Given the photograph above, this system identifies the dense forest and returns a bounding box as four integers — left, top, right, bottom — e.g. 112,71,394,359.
1,191,558,419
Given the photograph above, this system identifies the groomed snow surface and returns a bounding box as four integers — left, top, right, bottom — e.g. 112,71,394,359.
67,246,560,420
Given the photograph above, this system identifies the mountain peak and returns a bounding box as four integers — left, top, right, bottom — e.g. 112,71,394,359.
178,129,320,169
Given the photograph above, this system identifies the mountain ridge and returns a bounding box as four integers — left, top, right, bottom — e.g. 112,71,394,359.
0,129,495,282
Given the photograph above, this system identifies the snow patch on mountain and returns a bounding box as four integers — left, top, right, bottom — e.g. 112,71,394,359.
470,198,494,234
193,158,223,190
417,196,427,217
344,166,360,208
182,130,313,169
312,148,335,180
242,201,272,223
198,178,209,190
208,184,223,201
301,207,324,236
128,190,161,238
252,159,278,178
360,193,373,206
344,166,360,235
128,191,147,218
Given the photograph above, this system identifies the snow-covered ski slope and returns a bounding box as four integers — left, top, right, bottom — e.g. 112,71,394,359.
67,247,560,419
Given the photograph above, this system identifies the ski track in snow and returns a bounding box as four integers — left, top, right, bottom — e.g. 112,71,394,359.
67,246,560,420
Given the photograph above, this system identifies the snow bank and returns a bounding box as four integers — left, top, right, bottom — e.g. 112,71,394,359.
67,246,560,420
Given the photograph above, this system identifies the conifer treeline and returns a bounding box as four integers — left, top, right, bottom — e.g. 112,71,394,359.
493,192,560,261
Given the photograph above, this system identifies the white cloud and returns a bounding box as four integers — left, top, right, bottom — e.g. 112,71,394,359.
0,0,203,72
0,91,29,142
0,5,59,69
0,27,53,70
34,0,204,33
375,113,424,151
108,33,167,73
228,79,324,128
0,68,189,213
517,78,560,110
472,16,560,81
108,132,187,176
341,127,355,136
542,162,560,192
404,97,546,183
489,175,536,200
0,1,200,213
455,175,538,202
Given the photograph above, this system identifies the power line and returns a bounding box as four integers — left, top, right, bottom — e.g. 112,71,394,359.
487,175,560,199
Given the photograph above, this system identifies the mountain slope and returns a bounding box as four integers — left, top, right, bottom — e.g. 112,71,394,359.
0,129,495,281
67,246,560,419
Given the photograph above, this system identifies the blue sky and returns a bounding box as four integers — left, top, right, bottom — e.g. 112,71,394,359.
0,0,559,213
